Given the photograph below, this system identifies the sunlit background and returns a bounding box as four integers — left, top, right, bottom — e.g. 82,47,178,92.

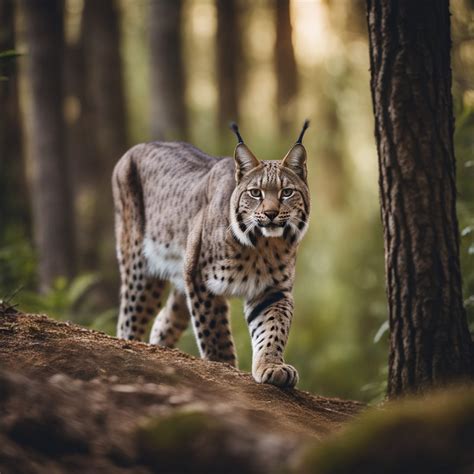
1,0,473,403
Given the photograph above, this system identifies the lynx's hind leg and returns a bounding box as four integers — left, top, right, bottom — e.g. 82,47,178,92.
150,289,190,347
113,152,166,341
117,249,167,341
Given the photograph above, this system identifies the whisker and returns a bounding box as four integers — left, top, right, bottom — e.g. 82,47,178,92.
243,220,257,236
225,216,254,233
279,203,308,226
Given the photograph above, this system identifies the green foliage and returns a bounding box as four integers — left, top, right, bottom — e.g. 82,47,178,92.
88,307,118,334
0,50,22,60
0,225,118,330
0,236,37,296
0,49,21,80
456,105,474,333
18,274,97,318
16,273,118,333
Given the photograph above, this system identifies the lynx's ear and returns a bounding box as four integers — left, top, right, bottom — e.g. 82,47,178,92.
230,122,259,182
281,120,309,181
281,144,307,180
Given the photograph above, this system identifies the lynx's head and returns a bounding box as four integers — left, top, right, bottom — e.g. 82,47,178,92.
229,121,311,247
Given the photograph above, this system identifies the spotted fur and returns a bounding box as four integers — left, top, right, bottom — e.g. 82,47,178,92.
113,133,310,388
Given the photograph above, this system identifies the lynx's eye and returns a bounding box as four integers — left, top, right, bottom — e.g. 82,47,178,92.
281,188,294,199
249,188,263,199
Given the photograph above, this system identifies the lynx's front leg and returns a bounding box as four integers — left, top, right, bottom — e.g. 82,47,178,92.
184,211,237,367
245,290,297,388
185,273,237,367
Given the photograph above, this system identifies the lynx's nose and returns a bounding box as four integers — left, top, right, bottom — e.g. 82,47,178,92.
264,210,278,221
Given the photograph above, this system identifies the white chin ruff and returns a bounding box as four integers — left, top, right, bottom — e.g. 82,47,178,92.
230,213,254,246
261,226,284,238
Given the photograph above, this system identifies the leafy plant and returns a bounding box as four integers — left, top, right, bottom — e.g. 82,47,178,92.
18,273,101,321
0,49,22,80
0,239,37,295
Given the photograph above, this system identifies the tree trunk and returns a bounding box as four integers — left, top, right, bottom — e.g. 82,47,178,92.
0,0,29,244
19,0,75,291
274,0,298,134
366,0,474,397
80,0,128,271
216,0,240,129
64,39,88,191
82,0,128,165
149,0,187,140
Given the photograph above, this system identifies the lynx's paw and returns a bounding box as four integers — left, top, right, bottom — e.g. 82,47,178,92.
254,363,299,388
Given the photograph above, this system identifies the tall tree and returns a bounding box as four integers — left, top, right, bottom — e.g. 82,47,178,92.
0,0,29,245
82,0,127,167
274,0,298,134
216,0,241,130
149,0,187,140
19,0,75,291
80,0,128,270
63,15,88,211
366,0,474,397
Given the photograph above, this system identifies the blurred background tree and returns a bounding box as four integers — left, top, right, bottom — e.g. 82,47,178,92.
216,0,242,138
150,0,188,140
79,0,129,275
0,2,29,265
274,0,298,134
18,0,76,291
1,0,472,403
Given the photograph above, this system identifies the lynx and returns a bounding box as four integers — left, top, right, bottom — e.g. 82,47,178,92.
113,122,310,388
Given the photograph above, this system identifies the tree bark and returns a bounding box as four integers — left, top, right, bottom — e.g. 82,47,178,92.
64,38,88,190
19,0,75,291
82,0,128,165
80,0,128,271
0,0,29,244
366,0,474,397
216,0,241,129
274,0,298,134
149,0,187,140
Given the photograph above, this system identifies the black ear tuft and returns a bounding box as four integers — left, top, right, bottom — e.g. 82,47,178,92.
281,120,310,181
229,122,244,144
296,119,310,145
230,123,259,182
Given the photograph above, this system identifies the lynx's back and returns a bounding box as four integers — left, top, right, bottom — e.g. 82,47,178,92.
113,141,234,291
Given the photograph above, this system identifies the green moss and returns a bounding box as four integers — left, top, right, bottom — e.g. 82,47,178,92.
297,387,474,474
135,409,243,473
135,409,262,473
136,410,220,457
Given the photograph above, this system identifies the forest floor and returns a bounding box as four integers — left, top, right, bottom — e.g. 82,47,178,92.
0,311,364,473
2,311,473,474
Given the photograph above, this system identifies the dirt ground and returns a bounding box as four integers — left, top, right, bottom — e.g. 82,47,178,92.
0,311,364,473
